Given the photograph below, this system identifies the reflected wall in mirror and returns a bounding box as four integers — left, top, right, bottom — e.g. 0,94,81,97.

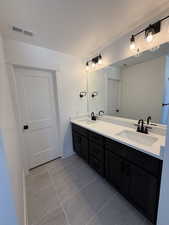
88,44,169,125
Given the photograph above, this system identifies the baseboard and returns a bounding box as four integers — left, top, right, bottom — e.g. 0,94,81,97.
62,151,75,159
22,170,28,225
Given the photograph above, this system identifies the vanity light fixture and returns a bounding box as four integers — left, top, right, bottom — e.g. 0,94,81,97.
130,35,136,50
85,54,103,71
80,91,87,98
129,15,169,53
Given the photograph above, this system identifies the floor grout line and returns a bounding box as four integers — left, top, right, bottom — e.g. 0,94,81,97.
84,191,118,225
60,175,98,204
47,159,99,204
48,167,72,225
47,160,89,177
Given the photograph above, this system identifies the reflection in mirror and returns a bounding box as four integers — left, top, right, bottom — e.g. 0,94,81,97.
87,43,169,125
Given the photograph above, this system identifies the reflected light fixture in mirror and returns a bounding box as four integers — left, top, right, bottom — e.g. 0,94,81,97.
91,91,98,98
85,54,103,72
86,62,89,71
80,91,87,98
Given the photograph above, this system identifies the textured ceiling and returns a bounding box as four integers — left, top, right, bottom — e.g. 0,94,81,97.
0,0,169,57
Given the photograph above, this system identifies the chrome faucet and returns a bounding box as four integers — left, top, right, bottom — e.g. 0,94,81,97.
91,112,97,121
147,116,151,125
98,110,104,116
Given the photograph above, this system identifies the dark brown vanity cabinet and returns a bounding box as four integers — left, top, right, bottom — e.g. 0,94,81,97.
71,123,162,224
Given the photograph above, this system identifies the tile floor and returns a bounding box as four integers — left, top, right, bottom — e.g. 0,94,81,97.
26,154,153,225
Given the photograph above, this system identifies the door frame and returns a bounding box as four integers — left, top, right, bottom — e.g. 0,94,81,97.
6,63,62,174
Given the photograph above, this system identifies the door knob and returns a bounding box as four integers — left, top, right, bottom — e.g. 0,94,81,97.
162,103,169,107
23,125,29,130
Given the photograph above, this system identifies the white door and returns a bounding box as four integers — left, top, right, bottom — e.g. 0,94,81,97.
107,79,120,115
15,67,60,169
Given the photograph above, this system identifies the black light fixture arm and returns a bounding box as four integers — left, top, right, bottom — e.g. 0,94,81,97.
131,15,169,38
86,54,102,68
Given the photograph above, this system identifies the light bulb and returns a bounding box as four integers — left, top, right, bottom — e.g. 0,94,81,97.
86,65,89,71
98,54,102,65
98,58,102,65
130,42,135,50
130,35,135,51
146,32,153,42
92,62,96,68
86,62,89,72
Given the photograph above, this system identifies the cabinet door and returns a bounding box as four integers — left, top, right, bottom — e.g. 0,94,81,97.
89,141,104,161
105,151,124,190
129,164,159,223
80,136,88,162
72,131,88,161
72,131,81,154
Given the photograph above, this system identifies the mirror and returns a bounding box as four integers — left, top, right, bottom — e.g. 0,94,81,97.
87,43,169,125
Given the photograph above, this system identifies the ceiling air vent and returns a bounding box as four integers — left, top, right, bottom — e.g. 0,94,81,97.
24,30,33,37
12,26,23,33
12,26,34,37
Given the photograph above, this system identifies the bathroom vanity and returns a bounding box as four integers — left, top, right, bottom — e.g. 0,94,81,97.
71,117,165,224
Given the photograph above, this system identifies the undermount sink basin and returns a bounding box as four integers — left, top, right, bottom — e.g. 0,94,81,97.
80,119,98,125
116,130,158,146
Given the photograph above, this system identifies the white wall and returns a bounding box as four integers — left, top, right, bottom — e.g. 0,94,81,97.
4,39,87,158
0,132,19,225
0,35,24,225
119,56,165,123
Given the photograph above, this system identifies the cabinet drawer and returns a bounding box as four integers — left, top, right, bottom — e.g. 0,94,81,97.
89,131,104,146
89,156,104,176
128,149,162,178
72,124,88,137
89,141,104,161
105,138,129,158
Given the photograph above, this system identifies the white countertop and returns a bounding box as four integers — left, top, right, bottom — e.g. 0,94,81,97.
71,117,166,160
